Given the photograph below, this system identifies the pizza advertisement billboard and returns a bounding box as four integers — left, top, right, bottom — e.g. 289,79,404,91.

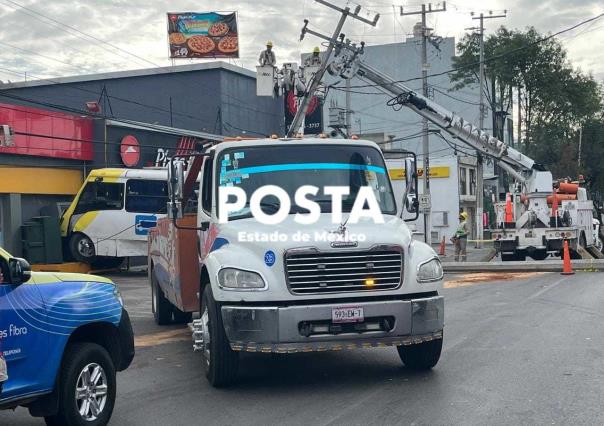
167,12,239,59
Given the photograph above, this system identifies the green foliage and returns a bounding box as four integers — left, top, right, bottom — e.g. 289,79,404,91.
451,25,604,191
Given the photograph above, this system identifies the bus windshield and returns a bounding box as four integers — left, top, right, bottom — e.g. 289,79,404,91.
217,144,396,220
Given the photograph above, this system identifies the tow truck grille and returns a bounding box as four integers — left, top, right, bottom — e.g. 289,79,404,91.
285,247,403,294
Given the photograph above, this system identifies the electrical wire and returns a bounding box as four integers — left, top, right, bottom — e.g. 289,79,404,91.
0,91,225,138
340,12,604,89
431,87,481,106
0,0,162,69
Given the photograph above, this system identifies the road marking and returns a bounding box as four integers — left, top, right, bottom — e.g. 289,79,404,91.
135,328,190,348
445,272,545,288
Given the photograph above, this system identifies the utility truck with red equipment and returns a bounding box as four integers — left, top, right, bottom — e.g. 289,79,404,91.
148,138,446,387
302,24,596,261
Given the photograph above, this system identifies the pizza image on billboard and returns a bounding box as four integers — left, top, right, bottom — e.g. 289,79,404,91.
187,36,216,54
208,22,229,37
217,36,238,54
167,12,239,59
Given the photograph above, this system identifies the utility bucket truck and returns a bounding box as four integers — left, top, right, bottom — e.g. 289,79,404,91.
148,138,445,387
315,30,595,261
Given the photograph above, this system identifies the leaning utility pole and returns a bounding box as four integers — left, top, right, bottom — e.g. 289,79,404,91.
471,10,506,248
401,2,446,245
287,0,379,137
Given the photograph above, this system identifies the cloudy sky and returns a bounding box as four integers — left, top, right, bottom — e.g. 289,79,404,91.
0,0,602,84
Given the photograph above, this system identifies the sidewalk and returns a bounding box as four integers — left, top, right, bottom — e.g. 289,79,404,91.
432,241,496,263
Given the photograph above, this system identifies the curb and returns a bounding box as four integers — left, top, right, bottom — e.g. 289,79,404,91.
443,259,604,273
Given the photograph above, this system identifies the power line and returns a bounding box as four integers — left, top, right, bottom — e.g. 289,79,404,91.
0,91,224,140
431,86,481,106
343,12,604,89
0,40,82,70
0,66,211,123
1,0,163,69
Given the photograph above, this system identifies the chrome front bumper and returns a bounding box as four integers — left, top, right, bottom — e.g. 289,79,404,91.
221,295,444,353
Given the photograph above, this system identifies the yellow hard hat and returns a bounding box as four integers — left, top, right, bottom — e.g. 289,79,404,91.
460,212,468,220
313,46,320,53
266,41,273,47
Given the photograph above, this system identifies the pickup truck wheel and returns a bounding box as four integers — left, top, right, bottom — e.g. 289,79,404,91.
397,337,443,370
44,343,116,426
200,285,239,387
69,233,95,263
151,271,172,325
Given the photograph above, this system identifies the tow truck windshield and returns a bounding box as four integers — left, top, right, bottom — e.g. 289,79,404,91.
217,144,397,220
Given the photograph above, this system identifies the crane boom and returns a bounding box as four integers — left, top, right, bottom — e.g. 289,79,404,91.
354,61,534,183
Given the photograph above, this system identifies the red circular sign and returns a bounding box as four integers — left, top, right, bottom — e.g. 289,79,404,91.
120,135,140,167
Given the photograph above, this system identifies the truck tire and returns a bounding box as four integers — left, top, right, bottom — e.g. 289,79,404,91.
530,250,548,261
44,343,116,426
200,285,239,387
514,251,526,261
69,233,96,263
500,253,516,261
151,270,172,325
397,337,443,370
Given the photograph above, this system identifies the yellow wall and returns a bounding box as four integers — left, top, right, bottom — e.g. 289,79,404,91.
388,166,450,180
0,167,83,195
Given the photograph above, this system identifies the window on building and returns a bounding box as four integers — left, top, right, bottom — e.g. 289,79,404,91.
125,179,168,214
74,182,124,215
469,168,476,196
460,167,467,195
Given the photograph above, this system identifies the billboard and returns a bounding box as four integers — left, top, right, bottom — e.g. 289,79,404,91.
284,90,323,135
167,12,239,59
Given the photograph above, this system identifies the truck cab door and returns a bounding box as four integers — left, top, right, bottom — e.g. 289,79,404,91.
198,157,218,259
0,262,49,401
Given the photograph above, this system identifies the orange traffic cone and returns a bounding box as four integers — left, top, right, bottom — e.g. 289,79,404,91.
439,236,446,256
561,240,574,275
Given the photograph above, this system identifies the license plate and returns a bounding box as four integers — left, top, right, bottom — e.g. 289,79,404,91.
332,306,364,323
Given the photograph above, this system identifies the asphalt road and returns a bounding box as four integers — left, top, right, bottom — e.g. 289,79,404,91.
2,271,603,425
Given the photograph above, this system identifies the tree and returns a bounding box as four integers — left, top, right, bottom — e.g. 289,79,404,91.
450,26,603,190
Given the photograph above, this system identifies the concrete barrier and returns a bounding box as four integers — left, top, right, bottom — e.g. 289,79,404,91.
443,259,604,273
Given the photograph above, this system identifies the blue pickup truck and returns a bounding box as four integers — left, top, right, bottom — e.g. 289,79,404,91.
0,247,134,425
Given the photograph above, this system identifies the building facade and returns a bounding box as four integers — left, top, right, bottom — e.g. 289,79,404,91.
0,62,283,255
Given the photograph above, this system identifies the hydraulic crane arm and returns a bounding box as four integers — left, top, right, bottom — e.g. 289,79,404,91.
355,61,534,183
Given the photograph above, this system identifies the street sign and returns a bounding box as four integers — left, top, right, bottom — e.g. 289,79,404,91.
419,194,431,213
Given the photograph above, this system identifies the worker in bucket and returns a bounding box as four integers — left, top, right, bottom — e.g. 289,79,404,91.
452,211,469,262
305,46,322,66
259,41,277,67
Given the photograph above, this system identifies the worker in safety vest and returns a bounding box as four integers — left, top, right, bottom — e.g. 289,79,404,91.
453,211,469,262
259,41,277,67
305,46,322,66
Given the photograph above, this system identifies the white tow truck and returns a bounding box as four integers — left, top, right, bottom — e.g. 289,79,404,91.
310,33,595,261
149,138,446,387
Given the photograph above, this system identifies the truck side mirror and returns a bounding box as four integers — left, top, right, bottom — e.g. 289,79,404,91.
8,257,31,285
167,160,184,219
404,157,419,215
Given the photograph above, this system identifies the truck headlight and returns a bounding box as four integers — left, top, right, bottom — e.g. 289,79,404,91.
218,268,266,290
417,258,443,283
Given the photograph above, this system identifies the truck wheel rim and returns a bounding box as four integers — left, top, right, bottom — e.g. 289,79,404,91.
201,307,211,365
77,239,94,258
75,362,108,421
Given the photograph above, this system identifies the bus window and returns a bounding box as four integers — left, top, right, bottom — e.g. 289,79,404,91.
74,182,124,215
125,179,168,214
